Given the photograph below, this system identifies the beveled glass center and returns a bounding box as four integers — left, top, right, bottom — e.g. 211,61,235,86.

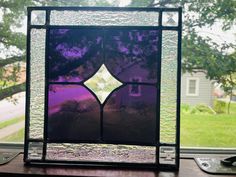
84,64,123,104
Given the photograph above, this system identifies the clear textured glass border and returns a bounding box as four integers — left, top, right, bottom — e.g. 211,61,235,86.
29,29,45,139
50,10,159,26
160,30,178,143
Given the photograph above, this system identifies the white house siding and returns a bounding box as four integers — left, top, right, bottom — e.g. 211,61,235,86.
181,72,214,107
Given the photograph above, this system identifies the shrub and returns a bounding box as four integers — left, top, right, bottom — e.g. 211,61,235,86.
181,104,191,114
181,103,215,115
213,100,226,114
195,104,215,114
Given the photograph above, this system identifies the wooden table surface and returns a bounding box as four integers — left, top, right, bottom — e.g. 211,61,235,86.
0,154,234,177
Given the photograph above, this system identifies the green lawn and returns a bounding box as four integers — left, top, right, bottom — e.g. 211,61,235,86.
2,128,24,142
0,116,24,129
181,102,236,148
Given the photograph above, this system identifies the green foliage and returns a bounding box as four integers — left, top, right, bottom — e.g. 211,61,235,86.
181,104,215,115
213,100,226,114
195,104,215,114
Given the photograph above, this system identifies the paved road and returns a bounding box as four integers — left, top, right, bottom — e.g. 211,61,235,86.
0,92,25,122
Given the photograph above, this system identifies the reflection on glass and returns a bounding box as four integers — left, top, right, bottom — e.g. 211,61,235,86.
49,29,103,82
103,85,156,144
105,29,159,83
48,85,100,141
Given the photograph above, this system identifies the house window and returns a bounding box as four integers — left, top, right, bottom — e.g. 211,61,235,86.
186,77,199,96
129,77,142,96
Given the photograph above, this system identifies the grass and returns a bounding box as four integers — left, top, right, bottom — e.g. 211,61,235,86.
225,101,236,114
181,102,236,148
0,116,24,129
2,128,24,142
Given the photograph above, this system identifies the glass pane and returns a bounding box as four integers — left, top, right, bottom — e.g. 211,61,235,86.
159,146,175,165
29,29,45,139
31,10,46,25
46,143,155,163
49,29,103,82
189,80,196,94
50,10,159,26
84,64,123,104
28,142,43,160
48,85,100,141
103,85,156,144
162,11,178,26
160,30,178,143
105,29,159,83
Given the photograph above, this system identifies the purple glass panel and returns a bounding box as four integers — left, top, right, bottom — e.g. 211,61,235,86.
105,29,159,83
48,84,100,141
103,85,156,144
49,29,103,82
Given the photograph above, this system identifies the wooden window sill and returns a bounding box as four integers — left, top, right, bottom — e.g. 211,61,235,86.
0,154,234,177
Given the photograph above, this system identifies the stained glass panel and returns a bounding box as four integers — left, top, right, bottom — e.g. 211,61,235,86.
26,7,181,170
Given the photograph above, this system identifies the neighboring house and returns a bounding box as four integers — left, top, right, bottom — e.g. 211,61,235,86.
112,63,156,108
181,71,215,107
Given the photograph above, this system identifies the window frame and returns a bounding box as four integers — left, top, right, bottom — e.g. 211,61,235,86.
186,77,199,97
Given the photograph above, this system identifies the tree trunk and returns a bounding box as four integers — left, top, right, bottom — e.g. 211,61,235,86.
227,88,233,114
0,82,25,101
0,55,25,67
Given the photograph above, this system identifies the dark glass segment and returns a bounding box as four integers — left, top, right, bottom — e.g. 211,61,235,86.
103,85,157,144
105,29,159,83
48,29,103,82
48,84,100,141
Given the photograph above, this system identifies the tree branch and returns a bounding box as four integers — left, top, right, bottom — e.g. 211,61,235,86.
0,82,25,101
0,55,25,67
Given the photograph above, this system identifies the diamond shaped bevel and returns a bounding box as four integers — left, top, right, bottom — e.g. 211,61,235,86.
84,64,123,104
